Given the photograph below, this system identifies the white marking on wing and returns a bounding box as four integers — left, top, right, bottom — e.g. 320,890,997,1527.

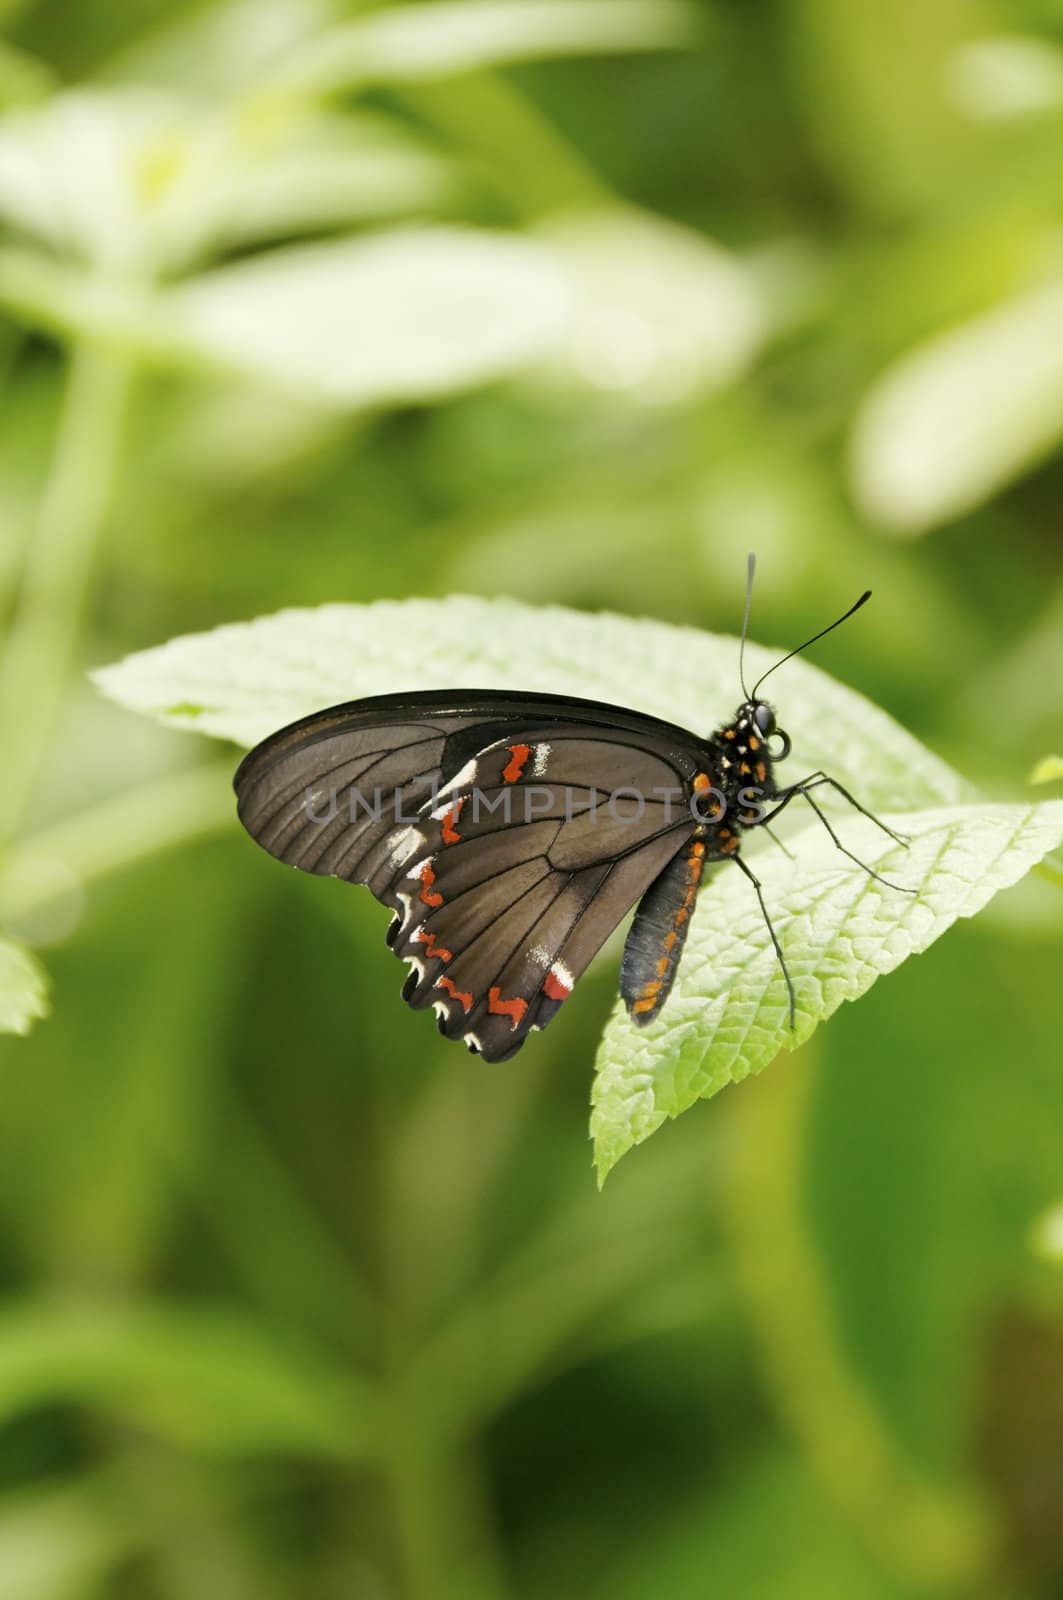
389,825,423,867
433,758,479,803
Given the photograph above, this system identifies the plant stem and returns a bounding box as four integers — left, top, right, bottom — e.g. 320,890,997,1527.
383,1423,508,1600
0,342,133,844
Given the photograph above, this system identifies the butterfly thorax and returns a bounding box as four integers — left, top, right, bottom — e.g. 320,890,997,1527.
693,698,788,853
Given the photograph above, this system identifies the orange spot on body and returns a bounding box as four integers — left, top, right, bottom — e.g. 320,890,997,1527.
656,955,670,977
640,979,663,999
414,928,452,963
633,996,658,1015
440,798,464,844
488,987,528,1030
724,729,736,740
722,836,740,854
664,931,677,951
419,862,443,907
693,772,711,791
755,761,766,783
543,970,570,1002
436,975,473,1013
739,761,751,776
502,744,531,783
748,735,760,752
692,841,706,858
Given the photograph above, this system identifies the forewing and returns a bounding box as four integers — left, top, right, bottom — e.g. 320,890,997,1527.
234,691,706,1061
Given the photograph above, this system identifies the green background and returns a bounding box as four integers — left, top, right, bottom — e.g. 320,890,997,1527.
2,1,1063,1596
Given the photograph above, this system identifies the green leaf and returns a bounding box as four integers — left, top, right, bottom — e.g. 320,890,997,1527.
1031,754,1063,785
90,596,966,811
0,935,49,1036
851,277,1063,534
164,229,571,404
0,87,457,276
946,34,1063,123
91,599,1061,1183
1031,1200,1063,1262
540,208,763,403
272,0,699,97
0,230,572,403
592,801,1063,1179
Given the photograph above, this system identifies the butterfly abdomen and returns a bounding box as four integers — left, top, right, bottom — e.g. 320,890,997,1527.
620,839,707,1026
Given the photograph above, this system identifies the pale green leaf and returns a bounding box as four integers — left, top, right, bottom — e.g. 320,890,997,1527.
0,936,49,1036
592,801,1063,1179
109,0,338,100
164,228,572,403
0,89,162,270
91,595,966,815
273,0,698,97
1031,754,1063,785
0,87,457,277
203,113,459,248
539,208,763,403
946,34,1063,122
851,277,1063,534
0,229,573,405
90,598,1054,1185
1031,1200,1063,1261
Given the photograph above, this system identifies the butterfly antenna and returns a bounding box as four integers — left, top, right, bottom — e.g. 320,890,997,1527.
751,589,872,700
738,552,756,701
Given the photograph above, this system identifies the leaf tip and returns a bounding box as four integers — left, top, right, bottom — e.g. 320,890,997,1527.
1031,755,1063,786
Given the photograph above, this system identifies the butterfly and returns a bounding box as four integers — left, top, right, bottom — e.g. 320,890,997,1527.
233,561,908,1063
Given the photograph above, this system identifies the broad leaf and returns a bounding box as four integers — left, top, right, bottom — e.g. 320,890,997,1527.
0,936,48,1036
540,209,763,402
274,0,698,97
92,598,1063,1179
165,229,572,404
0,228,573,405
592,800,1063,1180
91,596,966,814
851,277,1063,534
0,88,456,276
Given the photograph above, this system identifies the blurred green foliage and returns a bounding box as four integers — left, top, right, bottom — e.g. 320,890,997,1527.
1,1,1063,1597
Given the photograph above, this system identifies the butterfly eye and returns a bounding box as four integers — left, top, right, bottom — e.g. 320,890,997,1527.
753,702,775,737
767,728,791,761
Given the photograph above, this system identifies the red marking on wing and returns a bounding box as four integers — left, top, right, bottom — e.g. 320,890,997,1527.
414,927,452,963
436,975,473,1013
440,797,464,844
502,744,531,783
543,970,570,1002
488,987,528,1030
419,861,443,908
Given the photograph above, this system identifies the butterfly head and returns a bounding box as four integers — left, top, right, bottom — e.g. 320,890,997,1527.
713,699,791,812
738,699,791,762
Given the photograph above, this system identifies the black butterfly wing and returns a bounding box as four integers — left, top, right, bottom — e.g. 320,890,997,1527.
380,728,701,1060
234,690,705,1061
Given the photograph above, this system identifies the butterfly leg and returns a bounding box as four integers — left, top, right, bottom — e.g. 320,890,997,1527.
765,777,915,896
778,773,910,847
732,852,796,1029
